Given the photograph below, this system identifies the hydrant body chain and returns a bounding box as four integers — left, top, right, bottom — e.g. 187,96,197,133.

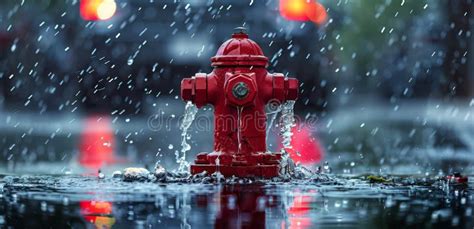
180,30,298,178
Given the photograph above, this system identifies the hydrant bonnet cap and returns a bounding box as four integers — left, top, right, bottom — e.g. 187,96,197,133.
211,28,268,67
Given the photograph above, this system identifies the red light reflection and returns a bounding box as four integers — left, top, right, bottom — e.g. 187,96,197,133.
80,200,115,228
283,194,314,229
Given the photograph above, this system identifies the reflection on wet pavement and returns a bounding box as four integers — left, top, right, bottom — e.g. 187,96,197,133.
0,175,472,228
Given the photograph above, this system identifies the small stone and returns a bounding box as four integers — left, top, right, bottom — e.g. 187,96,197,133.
211,172,225,183
174,171,190,179
123,167,150,182
193,171,207,179
166,171,176,178
225,176,238,184
202,177,212,184
272,177,283,182
98,170,105,179
154,164,166,179
112,171,123,178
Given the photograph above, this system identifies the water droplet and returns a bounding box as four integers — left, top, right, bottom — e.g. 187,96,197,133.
62,197,69,206
41,201,48,211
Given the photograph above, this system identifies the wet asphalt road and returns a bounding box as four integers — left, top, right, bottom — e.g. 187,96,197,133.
0,174,472,229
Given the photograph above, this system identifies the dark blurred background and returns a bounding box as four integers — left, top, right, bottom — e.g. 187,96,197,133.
0,0,472,174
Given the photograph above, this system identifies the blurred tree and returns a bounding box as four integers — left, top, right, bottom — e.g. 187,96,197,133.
329,0,427,98
324,0,472,100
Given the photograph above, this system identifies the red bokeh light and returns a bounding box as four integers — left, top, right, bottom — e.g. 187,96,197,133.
79,115,116,170
279,0,328,24
281,123,324,166
80,0,117,21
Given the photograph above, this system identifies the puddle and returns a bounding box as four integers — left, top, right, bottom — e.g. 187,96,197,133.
0,174,472,228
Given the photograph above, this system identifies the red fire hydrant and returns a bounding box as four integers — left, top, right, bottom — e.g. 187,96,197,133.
180,28,298,178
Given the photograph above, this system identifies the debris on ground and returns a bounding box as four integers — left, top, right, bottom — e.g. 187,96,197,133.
123,167,152,182
366,175,390,183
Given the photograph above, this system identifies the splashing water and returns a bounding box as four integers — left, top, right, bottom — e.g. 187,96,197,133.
277,101,297,177
237,106,243,154
280,101,296,149
266,102,282,142
177,102,198,173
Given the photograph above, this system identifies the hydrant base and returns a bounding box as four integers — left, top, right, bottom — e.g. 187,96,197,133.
191,164,280,178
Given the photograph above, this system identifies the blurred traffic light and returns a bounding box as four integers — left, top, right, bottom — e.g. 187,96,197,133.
80,0,117,21
279,0,327,24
